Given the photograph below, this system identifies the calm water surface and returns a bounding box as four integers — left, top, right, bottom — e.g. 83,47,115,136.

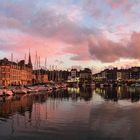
0,87,140,140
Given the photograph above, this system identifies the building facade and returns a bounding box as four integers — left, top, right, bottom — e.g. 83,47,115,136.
79,68,92,83
0,53,32,86
93,67,140,82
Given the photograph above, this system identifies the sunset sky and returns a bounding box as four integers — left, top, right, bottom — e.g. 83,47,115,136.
0,0,140,72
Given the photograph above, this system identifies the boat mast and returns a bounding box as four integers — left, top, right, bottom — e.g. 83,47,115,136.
11,53,13,62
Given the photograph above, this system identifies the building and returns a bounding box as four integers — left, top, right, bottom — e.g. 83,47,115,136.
47,70,70,82
92,72,103,81
71,69,79,78
79,68,92,83
117,69,130,81
67,69,79,82
93,67,140,82
129,67,140,81
0,53,32,86
33,69,48,84
93,68,118,82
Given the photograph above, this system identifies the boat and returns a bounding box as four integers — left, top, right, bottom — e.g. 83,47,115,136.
0,89,14,96
135,83,140,87
131,83,140,87
12,87,27,94
37,85,48,92
61,83,67,88
26,86,39,93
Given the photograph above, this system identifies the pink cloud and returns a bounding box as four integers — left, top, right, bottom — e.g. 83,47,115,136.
0,30,65,64
88,32,140,62
66,6,83,22
1,0,140,70
2,29,140,66
107,0,128,9
64,42,91,61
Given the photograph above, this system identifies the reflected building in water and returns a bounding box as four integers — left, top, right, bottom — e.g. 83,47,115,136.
0,88,93,119
0,95,33,118
1,86,140,120
79,87,93,101
49,88,93,101
1,87,140,140
95,87,140,102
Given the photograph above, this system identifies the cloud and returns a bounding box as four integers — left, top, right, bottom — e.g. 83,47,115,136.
55,59,64,65
0,29,65,64
0,0,98,63
63,31,140,64
0,0,140,69
0,0,96,45
106,0,128,9
106,0,139,21
88,32,140,62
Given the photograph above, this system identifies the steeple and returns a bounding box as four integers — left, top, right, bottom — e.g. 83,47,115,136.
28,50,32,68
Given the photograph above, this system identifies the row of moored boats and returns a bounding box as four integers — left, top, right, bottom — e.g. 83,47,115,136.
0,83,68,97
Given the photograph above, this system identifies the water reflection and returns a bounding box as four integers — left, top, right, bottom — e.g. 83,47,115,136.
49,88,92,101
0,95,33,118
1,87,140,139
1,86,140,119
79,88,93,101
0,88,93,119
95,86,140,102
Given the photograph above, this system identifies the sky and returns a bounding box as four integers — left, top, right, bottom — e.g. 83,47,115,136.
0,0,140,72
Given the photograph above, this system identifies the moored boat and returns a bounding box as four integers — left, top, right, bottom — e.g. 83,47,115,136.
131,83,140,87
12,87,27,94
0,89,14,96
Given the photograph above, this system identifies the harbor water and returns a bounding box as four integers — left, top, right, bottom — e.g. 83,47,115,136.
0,86,140,140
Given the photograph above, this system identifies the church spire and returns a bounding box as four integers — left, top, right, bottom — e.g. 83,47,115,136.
28,50,32,68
